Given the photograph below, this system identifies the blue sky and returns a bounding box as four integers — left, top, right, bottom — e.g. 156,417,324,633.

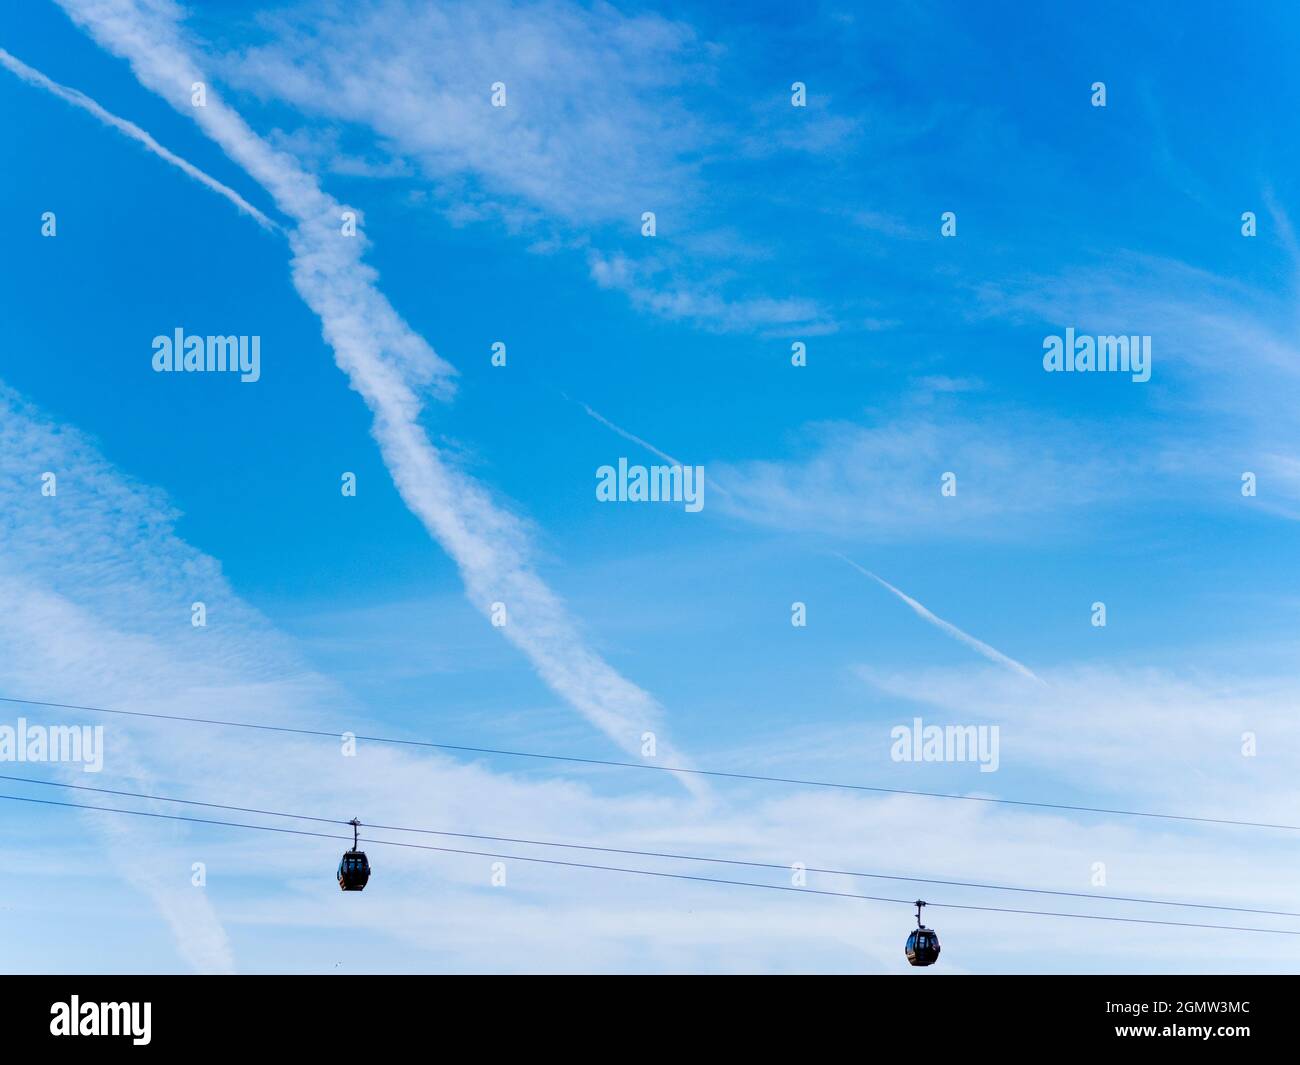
1,0,1299,973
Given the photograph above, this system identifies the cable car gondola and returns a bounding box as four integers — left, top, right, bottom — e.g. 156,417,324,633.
337,817,371,891
904,900,940,967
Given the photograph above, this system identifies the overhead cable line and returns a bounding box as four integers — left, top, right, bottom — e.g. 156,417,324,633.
1,790,1296,937
2,694,1297,834
1,771,1296,920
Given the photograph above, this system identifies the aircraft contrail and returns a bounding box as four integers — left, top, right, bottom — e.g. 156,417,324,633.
47,0,704,796
0,48,278,232
837,554,1044,683
571,395,731,497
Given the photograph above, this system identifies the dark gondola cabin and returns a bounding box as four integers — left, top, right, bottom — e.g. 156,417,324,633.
337,850,370,891
338,818,370,892
905,927,940,966
905,900,940,967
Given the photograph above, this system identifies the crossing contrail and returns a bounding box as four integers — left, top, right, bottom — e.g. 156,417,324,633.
0,48,277,231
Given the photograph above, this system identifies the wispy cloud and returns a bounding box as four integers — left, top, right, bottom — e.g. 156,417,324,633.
0,47,277,231
855,658,1300,821
711,412,1127,540
587,251,838,335
222,0,706,227
837,554,1043,683
0,385,254,971
976,253,1300,519
1,383,1295,973
211,0,837,336
54,0,698,784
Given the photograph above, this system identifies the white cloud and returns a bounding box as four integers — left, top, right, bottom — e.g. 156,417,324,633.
977,253,1300,517
587,251,838,335
1,383,1296,972
220,0,706,226
210,0,837,335
854,659,1300,827
705,248,1300,536
710,410,1126,539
